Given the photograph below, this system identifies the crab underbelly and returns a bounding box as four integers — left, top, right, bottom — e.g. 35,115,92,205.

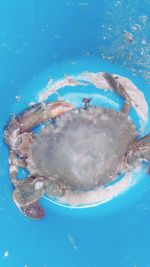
28,108,137,191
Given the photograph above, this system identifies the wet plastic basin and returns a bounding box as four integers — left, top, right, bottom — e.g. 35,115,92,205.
0,1,150,267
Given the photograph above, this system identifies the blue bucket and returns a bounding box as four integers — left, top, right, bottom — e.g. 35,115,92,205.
0,1,150,267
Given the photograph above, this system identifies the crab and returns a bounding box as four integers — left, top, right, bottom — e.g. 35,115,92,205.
4,72,150,219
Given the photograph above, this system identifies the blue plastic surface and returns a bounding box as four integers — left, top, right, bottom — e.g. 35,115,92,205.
0,1,150,267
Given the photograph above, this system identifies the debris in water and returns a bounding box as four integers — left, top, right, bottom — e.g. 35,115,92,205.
124,31,134,42
3,251,9,259
67,233,78,251
15,95,21,102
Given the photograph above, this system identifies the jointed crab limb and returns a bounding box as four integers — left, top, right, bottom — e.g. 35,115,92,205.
103,73,131,115
9,150,41,186
125,140,150,170
9,150,45,219
127,132,150,152
123,133,150,154
4,101,75,219
4,101,74,151
16,101,74,133
12,177,46,219
9,150,27,186
135,133,150,144
44,179,70,197
9,149,45,218
20,201,45,219
13,178,45,206
12,178,69,219
9,149,69,219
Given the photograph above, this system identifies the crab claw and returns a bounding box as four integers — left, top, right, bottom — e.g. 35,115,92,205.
17,101,74,133
20,201,44,219
12,177,46,219
4,101,74,150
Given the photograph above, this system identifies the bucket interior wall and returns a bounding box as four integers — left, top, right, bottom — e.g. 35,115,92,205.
0,1,150,267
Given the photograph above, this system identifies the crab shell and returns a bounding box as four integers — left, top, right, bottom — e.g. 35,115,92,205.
27,108,137,192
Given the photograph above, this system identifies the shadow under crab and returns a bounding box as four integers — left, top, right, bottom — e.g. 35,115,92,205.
4,73,150,219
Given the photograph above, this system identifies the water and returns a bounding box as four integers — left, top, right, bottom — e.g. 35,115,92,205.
1,0,150,266
1,56,150,267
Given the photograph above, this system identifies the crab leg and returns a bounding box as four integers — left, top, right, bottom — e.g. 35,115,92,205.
17,101,74,133
9,150,39,186
9,150,27,186
4,101,74,149
135,133,150,144
125,140,150,170
126,133,150,153
4,101,74,219
13,177,69,219
9,150,69,219
20,201,45,219
103,73,131,115
8,150,45,219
